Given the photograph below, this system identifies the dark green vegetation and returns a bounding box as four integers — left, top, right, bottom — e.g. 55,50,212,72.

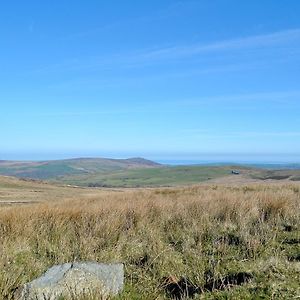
250,169,300,181
0,158,300,188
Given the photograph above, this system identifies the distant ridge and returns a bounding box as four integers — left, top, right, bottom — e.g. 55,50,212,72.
0,157,161,180
119,157,160,166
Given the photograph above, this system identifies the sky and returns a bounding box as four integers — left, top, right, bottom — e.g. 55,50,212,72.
1,0,300,162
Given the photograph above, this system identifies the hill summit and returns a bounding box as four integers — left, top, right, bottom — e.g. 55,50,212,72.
0,157,161,180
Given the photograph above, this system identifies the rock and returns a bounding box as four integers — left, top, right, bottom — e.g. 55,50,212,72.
19,262,124,300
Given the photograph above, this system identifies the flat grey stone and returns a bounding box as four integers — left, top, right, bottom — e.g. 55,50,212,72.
19,262,124,300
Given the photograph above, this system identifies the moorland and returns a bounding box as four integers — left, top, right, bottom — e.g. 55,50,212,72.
0,171,299,299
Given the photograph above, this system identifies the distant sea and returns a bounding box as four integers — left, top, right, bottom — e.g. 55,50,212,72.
156,159,300,169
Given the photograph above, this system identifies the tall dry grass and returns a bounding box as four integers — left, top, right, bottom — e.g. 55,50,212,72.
0,183,299,299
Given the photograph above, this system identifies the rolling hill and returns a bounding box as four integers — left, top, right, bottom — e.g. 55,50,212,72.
0,157,160,180
0,158,235,187
0,158,300,188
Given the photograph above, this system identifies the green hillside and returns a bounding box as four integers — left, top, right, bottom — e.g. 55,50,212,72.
55,165,235,187
0,157,160,180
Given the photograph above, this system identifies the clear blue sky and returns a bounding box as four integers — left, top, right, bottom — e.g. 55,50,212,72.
1,1,300,162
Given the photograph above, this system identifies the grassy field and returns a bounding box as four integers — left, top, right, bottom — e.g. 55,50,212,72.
0,176,299,299
58,166,235,187
0,175,112,205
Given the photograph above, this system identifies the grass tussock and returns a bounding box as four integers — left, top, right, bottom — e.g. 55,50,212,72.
0,183,299,299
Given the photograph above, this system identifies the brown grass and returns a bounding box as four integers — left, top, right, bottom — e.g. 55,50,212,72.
0,182,299,299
